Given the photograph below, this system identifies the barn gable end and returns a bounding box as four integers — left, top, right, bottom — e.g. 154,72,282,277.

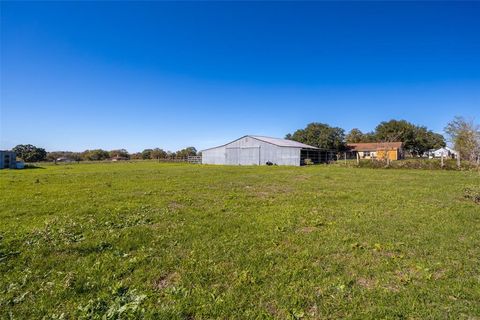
201,135,320,166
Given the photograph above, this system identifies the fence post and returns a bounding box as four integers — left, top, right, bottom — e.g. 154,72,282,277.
344,152,347,166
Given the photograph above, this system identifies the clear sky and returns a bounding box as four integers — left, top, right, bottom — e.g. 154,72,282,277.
1,1,479,152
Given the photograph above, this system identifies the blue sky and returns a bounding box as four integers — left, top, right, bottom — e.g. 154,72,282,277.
1,1,479,152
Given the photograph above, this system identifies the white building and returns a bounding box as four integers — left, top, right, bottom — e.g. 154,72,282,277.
430,147,459,159
201,135,331,166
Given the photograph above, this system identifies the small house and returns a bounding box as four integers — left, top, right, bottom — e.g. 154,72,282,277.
347,142,404,161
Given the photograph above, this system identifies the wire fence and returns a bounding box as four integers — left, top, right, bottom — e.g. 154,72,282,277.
19,152,480,170
187,156,202,164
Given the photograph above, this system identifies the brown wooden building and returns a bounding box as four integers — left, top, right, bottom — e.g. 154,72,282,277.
347,142,404,161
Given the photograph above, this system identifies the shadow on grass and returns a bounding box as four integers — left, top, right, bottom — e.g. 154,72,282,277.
22,165,46,170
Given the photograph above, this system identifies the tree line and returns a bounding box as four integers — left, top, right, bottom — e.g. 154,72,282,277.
12,145,198,163
10,116,479,163
286,117,479,161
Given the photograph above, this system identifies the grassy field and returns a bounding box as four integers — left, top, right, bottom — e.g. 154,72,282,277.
1,162,479,319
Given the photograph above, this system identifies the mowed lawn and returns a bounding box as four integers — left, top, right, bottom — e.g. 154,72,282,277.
1,162,479,319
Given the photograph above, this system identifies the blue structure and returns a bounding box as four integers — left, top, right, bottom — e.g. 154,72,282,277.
0,151,17,169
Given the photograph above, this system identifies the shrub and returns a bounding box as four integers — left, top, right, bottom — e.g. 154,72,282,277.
304,158,314,165
334,158,479,171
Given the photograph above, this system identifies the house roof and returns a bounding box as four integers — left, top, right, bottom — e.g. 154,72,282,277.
201,135,318,151
347,142,403,152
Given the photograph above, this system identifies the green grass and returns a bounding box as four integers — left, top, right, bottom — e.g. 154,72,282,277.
1,162,479,319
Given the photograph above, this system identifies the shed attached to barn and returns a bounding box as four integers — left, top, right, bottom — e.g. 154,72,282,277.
201,135,333,166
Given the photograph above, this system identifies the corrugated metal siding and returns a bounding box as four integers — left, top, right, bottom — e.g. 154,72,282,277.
202,136,301,166
201,146,226,165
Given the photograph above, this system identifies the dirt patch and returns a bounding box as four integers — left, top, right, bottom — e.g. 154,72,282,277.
383,283,401,292
265,302,279,317
168,201,185,211
376,250,403,259
153,272,179,291
298,226,318,233
264,301,289,319
357,277,376,289
294,175,310,181
394,269,412,283
255,191,272,199
307,304,319,317
433,269,446,280
247,184,293,199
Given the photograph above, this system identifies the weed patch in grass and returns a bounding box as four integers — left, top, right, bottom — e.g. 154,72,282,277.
464,185,480,204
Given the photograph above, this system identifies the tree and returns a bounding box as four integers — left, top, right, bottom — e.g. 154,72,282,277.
130,152,143,160
69,152,83,161
175,147,197,158
375,120,415,146
82,149,110,161
375,119,445,156
362,132,377,143
286,123,346,151
345,128,376,143
47,151,83,162
411,126,446,156
346,128,364,143
12,144,47,162
150,148,168,160
47,151,63,162
141,149,153,160
427,132,446,150
109,149,129,159
445,116,480,162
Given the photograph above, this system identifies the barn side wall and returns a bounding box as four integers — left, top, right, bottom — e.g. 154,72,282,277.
201,136,301,166
201,146,227,165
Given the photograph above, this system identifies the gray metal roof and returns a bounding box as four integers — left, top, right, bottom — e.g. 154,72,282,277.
201,135,319,152
249,136,318,149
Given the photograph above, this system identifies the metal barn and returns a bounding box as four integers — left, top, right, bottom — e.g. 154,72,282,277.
201,135,333,166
